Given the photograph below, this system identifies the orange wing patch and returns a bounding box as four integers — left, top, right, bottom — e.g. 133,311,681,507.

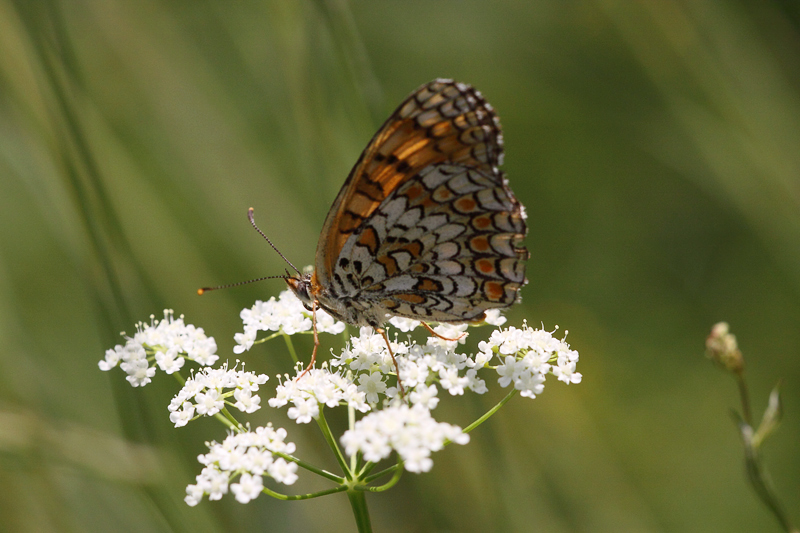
472,214,492,229
484,281,505,301
377,254,399,277
414,277,443,292
394,293,426,304
454,196,478,213
357,226,379,255
469,235,491,253
476,258,495,274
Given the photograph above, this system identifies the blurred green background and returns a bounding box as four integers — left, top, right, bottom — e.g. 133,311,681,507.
1,0,799,531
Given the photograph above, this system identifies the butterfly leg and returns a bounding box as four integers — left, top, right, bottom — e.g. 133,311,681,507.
377,328,405,398
298,299,320,380
421,321,466,342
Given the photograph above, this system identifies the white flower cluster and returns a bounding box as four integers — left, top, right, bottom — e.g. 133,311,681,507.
479,322,582,398
234,290,346,354
329,320,581,406
98,310,218,387
330,324,483,407
185,424,298,506
169,364,269,427
268,367,370,423
333,327,408,371
99,301,584,508
340,404,469,473
328,327,413,405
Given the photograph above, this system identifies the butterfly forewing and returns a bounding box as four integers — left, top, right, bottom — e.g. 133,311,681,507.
315,79,506,285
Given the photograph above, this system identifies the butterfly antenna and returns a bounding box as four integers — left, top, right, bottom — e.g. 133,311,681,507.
248,207,302,276
198,275,288,295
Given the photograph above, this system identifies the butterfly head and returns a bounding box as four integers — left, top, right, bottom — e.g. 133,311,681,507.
285,270,366,327
285,273,315,311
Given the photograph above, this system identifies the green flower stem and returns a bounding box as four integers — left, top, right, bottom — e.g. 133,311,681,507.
218,407,241,428
349,404,358,472
356,460,373,479
364,466,403,493
346,490,373,533
172,371,186,386
358,456,389,479
272,451,345,483
282,332,299,364
462,388,519,435
316,409,352,479
362,462,402,486
263,484,349,501
739,419,796,533
736,372,753,427
253,331,283,346
212,412,237,430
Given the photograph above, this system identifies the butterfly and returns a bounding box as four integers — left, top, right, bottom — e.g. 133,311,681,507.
283,79,528,383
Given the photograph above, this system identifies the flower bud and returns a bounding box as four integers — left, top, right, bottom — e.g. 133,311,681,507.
706,322,744,374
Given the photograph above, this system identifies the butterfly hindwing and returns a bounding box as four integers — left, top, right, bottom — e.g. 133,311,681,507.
331,163,527,323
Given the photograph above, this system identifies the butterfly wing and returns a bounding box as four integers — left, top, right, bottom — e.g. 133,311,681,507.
315,79,527,326
336,161,527,322
315,79,505,287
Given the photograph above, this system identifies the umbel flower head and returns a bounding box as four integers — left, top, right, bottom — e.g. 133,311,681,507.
168,363,269,427
185,424,298,506
268,366,370,423
99,310,218,387
100,289,583,508
234,291,345,353
341,404,469,473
